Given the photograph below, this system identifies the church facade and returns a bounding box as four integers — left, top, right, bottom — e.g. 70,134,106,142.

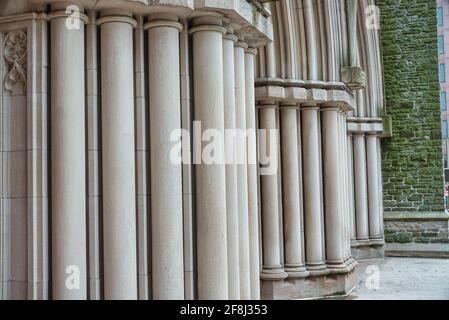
0,0,404,300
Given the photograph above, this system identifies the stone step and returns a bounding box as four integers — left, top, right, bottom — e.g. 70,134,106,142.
385,243,449,259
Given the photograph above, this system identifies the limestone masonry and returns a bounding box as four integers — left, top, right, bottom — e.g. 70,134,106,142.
0,0,447,301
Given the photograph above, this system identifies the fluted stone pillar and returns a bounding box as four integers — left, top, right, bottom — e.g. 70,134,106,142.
191,17,228,300
223,31,241,300
146,16,184,300
366,134,382,240
99,14,138,300
245,47,261,299
259,103,287,281
49,8,88,300
280,102,308,278
301,104,327,275
353,133,370,242
322,106,346,272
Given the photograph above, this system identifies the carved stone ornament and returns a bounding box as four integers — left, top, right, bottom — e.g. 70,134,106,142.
3,30,27,95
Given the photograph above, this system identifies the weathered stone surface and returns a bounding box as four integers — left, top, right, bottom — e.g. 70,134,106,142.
261,271,357,300
348,258,449,300
379,0,447,243
384,220,449,244
341,66,366,90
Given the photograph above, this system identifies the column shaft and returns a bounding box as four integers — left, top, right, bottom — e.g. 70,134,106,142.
338,113,348,263
191,19,228,300
322,108,345,270
50,12,87,300
245,48,261,299
367,134,382,239
339,112,352,266
147,18,184,299
223,33,241,300
348,133,357,241
100,16,138,299
301,106,327,275
353,134,370,241
235,41,252,299
280,105,308,278
259,105,287,280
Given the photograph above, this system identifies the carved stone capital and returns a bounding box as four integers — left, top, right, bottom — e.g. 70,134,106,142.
3,30,27,95
341,66,366,91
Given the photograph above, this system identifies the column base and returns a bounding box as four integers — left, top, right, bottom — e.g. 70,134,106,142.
306,263,330,277
261,266,288,281
346,258,358,271
284,264,310,279
351,240,385,260
261,269,356,300
327,262,352,275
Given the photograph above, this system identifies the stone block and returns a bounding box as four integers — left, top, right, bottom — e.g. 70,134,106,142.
380,0,445,214
261,271,357,300
384,211,449,244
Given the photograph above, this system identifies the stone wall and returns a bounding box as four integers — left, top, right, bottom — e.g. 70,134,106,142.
379,0,449,243
385,213,449,243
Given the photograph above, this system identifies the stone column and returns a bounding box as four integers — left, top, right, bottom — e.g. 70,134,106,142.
348,132,357,242
280,102,308,278
259,103,287,281
347,0,359,67
190,16,228,300
145,15,184,300
339,112,354,268
321,106,346,272
98,13,138,300
338,112,349,264
222,30,241,300
366,133,382,240
49,8,88,300
304,0,318,80
245,47,261,299
234,38,252,300
377,138,385,239
353,133,370,242
301,104,328,275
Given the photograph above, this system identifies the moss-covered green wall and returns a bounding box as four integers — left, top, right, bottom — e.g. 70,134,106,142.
379,0,445,214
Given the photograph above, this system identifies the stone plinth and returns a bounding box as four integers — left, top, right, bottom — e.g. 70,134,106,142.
384,212,449,244
261,271,357,300
351,242,385,260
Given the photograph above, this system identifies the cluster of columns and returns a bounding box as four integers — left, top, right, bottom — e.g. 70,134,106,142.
0,0,388,301
350,131,384,245
50,8,141,300
191,16,261,299
257,101,357,284
48,6,262,300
